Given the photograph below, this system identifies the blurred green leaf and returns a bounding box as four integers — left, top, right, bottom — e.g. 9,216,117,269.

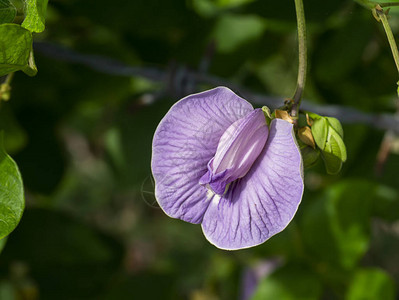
213,14,266,53
191,0,254,18
314,15,372,84
0,23,37,76
0,209,123,299
0,0,16,24
372,184,399,222
21,0,48,33
0,132,24,239
0,280,16,300
216,0,254,7
300,144,320,169
251,264,322,300
346,268,395,300
301,180,374,270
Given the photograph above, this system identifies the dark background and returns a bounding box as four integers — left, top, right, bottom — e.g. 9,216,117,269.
0,0,399,299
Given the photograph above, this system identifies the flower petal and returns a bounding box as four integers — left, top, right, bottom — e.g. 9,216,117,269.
151,87,253,224
201,118,304,249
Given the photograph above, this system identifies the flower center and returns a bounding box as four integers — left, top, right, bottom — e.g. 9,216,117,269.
199,109,269,195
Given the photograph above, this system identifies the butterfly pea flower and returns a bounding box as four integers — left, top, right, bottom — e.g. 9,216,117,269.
151,87,304,250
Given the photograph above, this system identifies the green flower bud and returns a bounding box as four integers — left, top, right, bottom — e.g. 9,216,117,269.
310,115,347,175
300,145,320,169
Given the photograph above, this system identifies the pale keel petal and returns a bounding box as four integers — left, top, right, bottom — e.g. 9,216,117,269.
202,119,304,249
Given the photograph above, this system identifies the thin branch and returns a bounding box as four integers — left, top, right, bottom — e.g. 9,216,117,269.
33,41,399,134
374,5,399,75
291,0,308,123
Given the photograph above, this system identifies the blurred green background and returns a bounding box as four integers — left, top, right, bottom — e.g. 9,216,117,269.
1,0,399,299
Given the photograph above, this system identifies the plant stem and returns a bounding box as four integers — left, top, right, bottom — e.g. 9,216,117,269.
0,73,14,102
380,2,399,8
355,0,399,9
4,72,14,85
291,0,307,124
375,7,399,75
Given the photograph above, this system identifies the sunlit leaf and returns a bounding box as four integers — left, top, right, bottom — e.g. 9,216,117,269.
311,117,328,150
311,116,347,174
322,126,347,174
21,0,48,33
0,132,24,239
326,117,344,138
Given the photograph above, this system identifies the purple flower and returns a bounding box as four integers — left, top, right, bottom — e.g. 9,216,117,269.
151,87,304,250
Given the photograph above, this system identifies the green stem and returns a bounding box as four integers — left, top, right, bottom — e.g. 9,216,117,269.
355,0,399,9
380,2,399,8
4,72,14,85
0,73,14,103
375,7,399,75
291,0,307,124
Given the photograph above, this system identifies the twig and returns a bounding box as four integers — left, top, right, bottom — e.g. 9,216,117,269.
371,5,399,174
33,41,399,134
291,0,307,124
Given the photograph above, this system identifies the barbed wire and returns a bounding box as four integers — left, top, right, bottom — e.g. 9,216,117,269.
34,41,399,134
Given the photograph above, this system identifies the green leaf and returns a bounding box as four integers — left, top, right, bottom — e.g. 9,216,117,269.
0,132,25,239
326,117,344,138
0,0,16,24
311,117,328,149
346,268,395,300
251,264,322,300
322,127,347,174
0,23,37,77
21,0,48,33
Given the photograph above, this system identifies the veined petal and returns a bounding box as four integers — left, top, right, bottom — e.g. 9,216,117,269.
201,119,304,250
151,87,253,224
